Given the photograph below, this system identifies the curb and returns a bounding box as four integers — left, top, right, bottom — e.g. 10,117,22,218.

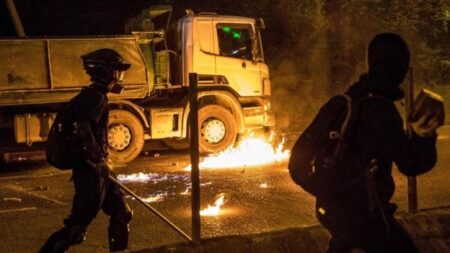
134,207,450,253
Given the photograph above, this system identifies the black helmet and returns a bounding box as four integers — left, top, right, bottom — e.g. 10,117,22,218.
82,48,131,91
81,48,131,71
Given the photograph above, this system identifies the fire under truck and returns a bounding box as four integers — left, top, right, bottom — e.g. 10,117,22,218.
0,5,274,164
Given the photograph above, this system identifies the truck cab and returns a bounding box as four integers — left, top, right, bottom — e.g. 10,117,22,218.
178,13,270,98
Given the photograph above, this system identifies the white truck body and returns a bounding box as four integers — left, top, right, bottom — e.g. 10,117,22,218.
0,7,274,164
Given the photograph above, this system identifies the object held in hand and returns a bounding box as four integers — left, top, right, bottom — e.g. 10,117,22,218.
410,89,445,126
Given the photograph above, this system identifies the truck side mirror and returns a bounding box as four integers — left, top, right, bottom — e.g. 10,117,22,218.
256,18,265,30
251,33,263,64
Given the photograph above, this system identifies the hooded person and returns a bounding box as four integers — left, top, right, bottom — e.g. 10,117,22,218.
315,33,441,253
39,48,133,253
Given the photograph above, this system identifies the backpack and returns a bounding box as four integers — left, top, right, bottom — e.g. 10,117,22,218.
46,95,83,170
288,94,360,200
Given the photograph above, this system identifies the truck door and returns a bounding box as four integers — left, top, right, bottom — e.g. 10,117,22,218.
213,22,262,97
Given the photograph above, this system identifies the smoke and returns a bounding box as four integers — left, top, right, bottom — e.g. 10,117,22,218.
270,59,330,132
268,0,333,132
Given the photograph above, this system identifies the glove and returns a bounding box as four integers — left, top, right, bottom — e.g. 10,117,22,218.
410,113,440,137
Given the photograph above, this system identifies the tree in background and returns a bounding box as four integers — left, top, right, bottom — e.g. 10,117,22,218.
267,0,449,129
323,0,450,89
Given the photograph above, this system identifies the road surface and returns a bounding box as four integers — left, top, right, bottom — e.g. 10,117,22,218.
0,126,449,253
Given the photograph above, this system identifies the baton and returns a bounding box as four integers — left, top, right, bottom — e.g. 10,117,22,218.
108,175,193,241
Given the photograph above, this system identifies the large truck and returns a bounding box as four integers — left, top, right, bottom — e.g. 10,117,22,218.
0,5,274,164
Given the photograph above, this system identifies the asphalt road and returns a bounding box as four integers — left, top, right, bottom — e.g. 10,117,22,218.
0,126,449,253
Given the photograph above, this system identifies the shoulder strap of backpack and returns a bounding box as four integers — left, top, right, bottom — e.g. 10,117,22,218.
330,92,390,147
328,94,352,142
327,94,352,156
340,92,391,138
338,94,352,139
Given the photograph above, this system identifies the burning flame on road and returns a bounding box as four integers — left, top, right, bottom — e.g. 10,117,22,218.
180,187,190,195
200,193,226,216
259,182,269,188
186,136,290,170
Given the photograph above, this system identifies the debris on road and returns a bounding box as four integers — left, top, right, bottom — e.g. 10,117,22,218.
35,185,49,191
200,182,213,186
142,192,168,203
0,207,37,214
3,197,22,202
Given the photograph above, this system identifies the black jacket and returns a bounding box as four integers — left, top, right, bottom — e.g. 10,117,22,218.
72,84,109,163
340,74,437,213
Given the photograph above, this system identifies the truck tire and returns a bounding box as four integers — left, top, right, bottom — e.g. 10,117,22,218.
198,105,236,154
107,110,144,164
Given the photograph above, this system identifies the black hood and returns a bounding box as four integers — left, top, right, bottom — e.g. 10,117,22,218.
347,33,410,101
347,74,405,101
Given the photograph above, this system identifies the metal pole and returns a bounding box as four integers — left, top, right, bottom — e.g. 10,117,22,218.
405,68,418,212
108,175,193,241
189,73,201,245
5,0,26,37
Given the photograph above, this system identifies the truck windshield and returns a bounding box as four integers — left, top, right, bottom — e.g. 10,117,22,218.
217,24,254,60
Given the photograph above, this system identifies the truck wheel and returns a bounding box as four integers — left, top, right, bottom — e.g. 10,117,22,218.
107,110,144,164
198,105,236,154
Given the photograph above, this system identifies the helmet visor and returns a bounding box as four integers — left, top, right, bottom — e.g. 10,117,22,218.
115,62,131,71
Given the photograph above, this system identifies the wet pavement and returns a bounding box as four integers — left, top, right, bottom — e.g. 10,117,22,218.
0,126,449,253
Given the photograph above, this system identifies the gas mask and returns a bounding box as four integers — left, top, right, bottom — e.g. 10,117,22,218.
108,70,126,94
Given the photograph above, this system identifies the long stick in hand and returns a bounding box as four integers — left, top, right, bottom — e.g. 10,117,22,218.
108,175,193,241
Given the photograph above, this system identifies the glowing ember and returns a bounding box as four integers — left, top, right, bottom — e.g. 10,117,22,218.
185,136,290,170
180,187,190,195
200,193,226,216
142,194,166,203
259,182,269,188
117,172,190,184
117,172,158,183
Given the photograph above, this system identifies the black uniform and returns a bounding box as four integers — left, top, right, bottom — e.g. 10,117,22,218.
39,84,132,253
316,34,437,253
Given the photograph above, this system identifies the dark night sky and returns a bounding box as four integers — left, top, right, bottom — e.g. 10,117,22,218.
1,0,199,36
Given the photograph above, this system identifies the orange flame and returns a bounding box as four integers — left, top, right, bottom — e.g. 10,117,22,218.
200,193,226,216
180,187,190,195
185,135,290,170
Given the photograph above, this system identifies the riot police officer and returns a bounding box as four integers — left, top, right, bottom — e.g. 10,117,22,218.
39,48,133,252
